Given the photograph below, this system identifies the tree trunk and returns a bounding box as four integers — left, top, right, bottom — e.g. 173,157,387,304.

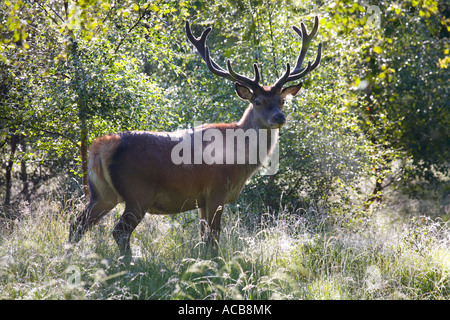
80,118,89,198
368,168,383,204
20,136,30,203
4,130,19,206
66,16,90,199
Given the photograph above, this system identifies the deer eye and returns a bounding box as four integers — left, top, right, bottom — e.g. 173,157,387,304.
254,100,262,107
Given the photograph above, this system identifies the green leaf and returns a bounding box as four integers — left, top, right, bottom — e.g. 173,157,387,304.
373,46,383,54
13,30,20,42
150,4,160,12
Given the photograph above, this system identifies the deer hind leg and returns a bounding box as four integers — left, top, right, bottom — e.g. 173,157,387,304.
112,202,148,256
69,198,116,244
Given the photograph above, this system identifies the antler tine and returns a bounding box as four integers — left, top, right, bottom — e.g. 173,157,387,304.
226,60,261,91
186,21,230,78
290,16,320,76
273,63,291,89
252,63,261,84
275,16,322,89
204,47,235,82
186,20,262,91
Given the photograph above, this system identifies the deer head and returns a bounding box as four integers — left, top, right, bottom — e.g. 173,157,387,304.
185,17,322,129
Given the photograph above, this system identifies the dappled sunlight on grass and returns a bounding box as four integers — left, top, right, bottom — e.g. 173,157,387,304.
0,195,449,300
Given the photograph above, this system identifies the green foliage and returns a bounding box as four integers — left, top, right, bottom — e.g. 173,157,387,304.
350,0,450,181
1,0,186,190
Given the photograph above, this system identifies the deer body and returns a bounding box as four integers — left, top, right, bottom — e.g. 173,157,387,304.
69,18,321,255
89,104,278,215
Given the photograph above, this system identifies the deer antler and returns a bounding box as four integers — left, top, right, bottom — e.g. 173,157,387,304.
274,16,322,90
186,21,262,92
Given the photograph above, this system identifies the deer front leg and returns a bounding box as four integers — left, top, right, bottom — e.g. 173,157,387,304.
198,195,225,252
198,207,208,242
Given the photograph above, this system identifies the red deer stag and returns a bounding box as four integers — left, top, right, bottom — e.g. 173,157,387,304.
69,17,322,255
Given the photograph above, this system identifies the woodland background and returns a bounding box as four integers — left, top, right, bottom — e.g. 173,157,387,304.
0,0,449,300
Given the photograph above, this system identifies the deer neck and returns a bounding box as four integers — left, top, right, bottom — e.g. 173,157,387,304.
237,104,279,165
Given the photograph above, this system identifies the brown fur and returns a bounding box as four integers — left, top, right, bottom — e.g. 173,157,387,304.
88,134,122,202
89,134,121,180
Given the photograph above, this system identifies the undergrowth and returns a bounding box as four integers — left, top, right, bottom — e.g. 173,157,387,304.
0,195,449,300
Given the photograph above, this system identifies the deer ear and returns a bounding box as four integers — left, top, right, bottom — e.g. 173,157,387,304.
235,83,254,101
280,83,303,99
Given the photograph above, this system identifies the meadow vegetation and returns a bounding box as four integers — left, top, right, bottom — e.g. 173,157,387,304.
0,183,448,300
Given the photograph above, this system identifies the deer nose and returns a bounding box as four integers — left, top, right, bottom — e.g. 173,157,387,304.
272,113,286,125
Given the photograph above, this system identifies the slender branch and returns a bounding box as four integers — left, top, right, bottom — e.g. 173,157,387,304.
267,2,279,79
102,0,117,25
40,128,79,148
113,6,149,55
249,1,264,84
33,0,64,25
64,0,69,20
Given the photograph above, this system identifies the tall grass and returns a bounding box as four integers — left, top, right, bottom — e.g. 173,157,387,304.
0,195,449,300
